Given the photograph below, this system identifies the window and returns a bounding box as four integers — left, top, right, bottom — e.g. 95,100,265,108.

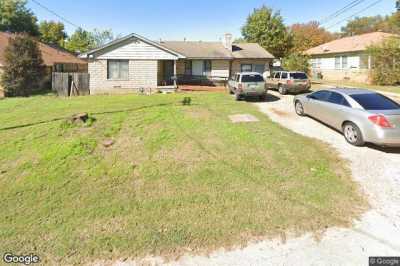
290,72,308,80
335,57,341,69
273,72,281,79
254,64,265,74
184,60,192,75
342,56,348,69
241,74,264,82
281,72,288,79
311,59,317,69
203,60,212,76
326,92,350,107
309,90,330,101
316,58,321,68
107,60,129,80
241,64,253,72
350,93,400,110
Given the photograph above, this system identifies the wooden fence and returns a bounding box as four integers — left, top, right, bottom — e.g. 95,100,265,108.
52,72,90,96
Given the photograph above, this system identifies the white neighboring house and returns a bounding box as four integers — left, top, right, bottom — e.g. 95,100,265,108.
305,32,398,83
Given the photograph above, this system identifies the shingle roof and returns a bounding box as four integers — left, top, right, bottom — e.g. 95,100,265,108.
306,32,398,55
161,41,274,59
0,32,86,66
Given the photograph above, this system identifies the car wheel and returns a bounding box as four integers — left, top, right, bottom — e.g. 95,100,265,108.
259,94,266,101
235,93,242,101
295,101,305,116
278,85,287,95
343,122,365,146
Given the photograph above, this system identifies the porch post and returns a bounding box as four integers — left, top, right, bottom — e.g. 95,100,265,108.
174,60,177,88
368,55,372,70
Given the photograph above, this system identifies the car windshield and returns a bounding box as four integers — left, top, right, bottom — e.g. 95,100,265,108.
290,73,308,79
350,93,400,110
241,74,264,82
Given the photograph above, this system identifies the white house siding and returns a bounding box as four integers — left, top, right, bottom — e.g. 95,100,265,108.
211,60,230,78
95,39,178,60
88,59,158,94
310,52,371,83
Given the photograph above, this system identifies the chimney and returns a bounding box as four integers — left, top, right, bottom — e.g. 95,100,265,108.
223,33,233,51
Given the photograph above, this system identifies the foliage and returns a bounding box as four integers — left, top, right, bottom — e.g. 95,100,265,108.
290,21,335,53
0,0,39,36
367,37,400,85
39,20,67,47
241,5,293,58
282,53,310,74
64,28,95,53
340,13,400,36
91,28,119,47
0,93,364,264
0,33,45,96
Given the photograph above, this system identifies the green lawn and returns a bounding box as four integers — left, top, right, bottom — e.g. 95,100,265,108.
317,80,400,94
0,92,365,265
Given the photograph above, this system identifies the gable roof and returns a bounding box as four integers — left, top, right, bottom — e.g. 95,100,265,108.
306,32,398,56
0,32,86,67
81,33,186,59
80,33,275,60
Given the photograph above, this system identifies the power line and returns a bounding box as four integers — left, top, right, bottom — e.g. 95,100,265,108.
30,0,82,29
320,0,367,25
325,0,384,30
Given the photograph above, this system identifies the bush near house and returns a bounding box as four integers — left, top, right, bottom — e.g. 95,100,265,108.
367,37,400,85
0,33,45,97
282,53,311,74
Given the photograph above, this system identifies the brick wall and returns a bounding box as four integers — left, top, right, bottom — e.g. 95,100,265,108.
88,59,158,94
313,69,371,84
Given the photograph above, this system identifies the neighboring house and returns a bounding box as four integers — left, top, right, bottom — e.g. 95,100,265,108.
306,32,398,83
0,32,87,97
79,33,274,94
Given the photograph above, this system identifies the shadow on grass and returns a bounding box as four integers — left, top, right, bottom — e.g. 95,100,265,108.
0,103,174,131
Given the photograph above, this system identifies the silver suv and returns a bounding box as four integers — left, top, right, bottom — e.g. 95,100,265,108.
228,72,267,101
266,71,311,95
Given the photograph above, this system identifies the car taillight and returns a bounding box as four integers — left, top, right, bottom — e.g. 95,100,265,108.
287,79,293,85
368,114,394,128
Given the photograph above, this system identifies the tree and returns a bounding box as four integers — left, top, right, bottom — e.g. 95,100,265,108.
282,53,310,74
39,20,67,47
0,0,39,36
241,6,292,58
340,16,386,36
91,28,118,47
367,37,400,85
290,21,335,53
0,34,45,96
64,28,95,53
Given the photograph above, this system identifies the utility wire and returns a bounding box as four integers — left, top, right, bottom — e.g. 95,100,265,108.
325,0,384,30
320,0,367,25
30,0,82,29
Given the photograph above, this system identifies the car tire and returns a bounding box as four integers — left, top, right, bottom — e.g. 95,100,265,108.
235,92,242,101
278,85,287,95
294,101,305,116
343,122,365,146
259,94,267,101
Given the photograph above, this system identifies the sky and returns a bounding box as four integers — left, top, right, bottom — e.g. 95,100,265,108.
27,0,396,41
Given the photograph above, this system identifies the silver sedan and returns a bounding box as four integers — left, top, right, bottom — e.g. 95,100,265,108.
293,88,400,147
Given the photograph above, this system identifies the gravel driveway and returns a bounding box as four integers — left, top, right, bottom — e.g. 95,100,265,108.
112,91,400,266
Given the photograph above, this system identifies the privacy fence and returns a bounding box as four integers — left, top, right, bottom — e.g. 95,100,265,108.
52,72,90,96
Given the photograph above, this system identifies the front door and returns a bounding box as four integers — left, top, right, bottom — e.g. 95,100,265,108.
192,60,203,76
163,61,174,85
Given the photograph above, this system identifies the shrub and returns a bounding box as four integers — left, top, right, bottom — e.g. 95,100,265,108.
367,37,400,85
0,33,45,96
282,53,310,74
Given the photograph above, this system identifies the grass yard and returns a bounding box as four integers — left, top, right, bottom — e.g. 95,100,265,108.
0,92,365,265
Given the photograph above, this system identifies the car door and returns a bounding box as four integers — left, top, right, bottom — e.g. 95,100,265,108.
323,92,352,130
304,90,331,121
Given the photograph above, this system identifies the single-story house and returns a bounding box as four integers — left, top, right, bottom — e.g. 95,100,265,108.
0,31,87,97
305,32,398,83
79,33,274,94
